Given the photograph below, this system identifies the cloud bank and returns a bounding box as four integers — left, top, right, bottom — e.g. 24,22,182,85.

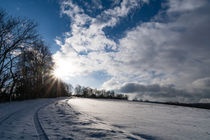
53,0,210,102
119,82,210,102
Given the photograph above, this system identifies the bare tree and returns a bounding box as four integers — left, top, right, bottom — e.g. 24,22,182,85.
16,39,55,99
0,9,37,100
0,10,70,101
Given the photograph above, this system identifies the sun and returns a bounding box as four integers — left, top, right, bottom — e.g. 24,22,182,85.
52,59,69,79
52,63,71,80
52,56,77,79
53,68,63,79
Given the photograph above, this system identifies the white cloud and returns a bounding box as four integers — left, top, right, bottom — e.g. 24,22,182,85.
53,0,144,78
102,78,121,90
104,0,139,18
54,0,210,102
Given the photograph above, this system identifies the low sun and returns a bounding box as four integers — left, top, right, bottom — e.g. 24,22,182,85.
52,57,76,80
52,63,72,80
52,59,68,79
53,68,64,79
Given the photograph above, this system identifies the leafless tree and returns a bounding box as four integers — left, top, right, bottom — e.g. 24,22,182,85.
0,9,37,99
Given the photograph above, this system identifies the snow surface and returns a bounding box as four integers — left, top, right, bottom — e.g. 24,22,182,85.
0,98,57,140
0,97,210,140
67,98,210,140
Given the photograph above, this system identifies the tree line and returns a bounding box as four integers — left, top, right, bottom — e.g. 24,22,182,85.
0,10,70,102
74,85,128,100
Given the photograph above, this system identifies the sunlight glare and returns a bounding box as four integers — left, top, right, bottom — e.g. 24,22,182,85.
52,58,77,80
53,68,64,79
53,60,70,79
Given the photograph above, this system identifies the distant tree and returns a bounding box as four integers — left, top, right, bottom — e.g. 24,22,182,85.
67,84,73,96
72,84,128,100
110,90,115,97
74,85,82,96
82,87,88,97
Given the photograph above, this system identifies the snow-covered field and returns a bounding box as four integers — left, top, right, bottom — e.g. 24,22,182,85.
0,97,210,140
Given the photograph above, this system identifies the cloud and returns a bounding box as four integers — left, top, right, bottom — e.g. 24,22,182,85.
54,0,210,102
167,0,206,13
192,77,210,90
118,82,210,103
119,82,187,96
90,0,103,9
114,0,210,89
102,78,121,90
53,0,145,77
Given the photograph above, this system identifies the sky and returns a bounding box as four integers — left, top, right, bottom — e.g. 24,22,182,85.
1,0,210,103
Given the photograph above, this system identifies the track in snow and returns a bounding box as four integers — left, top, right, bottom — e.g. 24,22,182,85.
0,109,22,125
33,105,49,140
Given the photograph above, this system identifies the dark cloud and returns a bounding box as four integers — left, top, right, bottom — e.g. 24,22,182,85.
119,82,210,103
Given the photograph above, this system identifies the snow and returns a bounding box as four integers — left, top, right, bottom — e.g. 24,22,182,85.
0,98,57,140
0,97,210,140
68,98,210,140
